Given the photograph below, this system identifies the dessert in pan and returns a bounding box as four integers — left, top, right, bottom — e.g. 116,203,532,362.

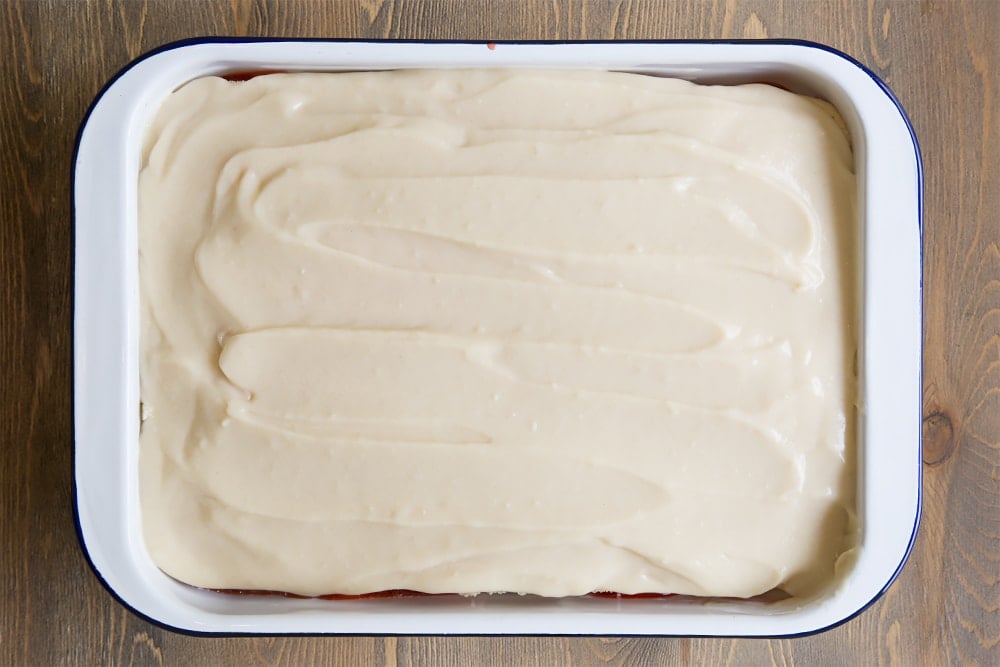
137,68,858,601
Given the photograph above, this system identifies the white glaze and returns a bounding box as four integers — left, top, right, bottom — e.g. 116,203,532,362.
138,70,857,598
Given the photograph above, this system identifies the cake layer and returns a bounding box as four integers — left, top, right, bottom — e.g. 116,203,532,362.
138,70,858,598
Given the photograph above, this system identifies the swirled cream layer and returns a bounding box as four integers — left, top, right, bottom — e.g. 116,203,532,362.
138,70,857,598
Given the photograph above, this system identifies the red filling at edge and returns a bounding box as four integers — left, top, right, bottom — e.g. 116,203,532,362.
223,70,286,82
211,588,676,600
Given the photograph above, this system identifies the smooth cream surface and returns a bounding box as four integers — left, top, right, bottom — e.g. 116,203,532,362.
138,70,857,598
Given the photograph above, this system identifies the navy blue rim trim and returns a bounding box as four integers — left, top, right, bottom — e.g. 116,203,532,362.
72,36,923,638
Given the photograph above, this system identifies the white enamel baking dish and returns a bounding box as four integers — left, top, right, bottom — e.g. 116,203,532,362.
74,40,922,636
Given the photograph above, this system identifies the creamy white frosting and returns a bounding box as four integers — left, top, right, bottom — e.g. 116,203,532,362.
138,70,857,598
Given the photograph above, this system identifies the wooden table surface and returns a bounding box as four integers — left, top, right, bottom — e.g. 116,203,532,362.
2,1,997,664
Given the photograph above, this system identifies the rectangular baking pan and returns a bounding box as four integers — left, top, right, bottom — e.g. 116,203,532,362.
73,39,922,636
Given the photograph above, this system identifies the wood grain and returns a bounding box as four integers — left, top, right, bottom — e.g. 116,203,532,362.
2,0,997,664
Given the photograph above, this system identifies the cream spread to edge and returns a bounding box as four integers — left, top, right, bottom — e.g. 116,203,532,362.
138,70,858,598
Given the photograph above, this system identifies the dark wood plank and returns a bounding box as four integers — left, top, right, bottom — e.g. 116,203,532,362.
2,1,996,664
